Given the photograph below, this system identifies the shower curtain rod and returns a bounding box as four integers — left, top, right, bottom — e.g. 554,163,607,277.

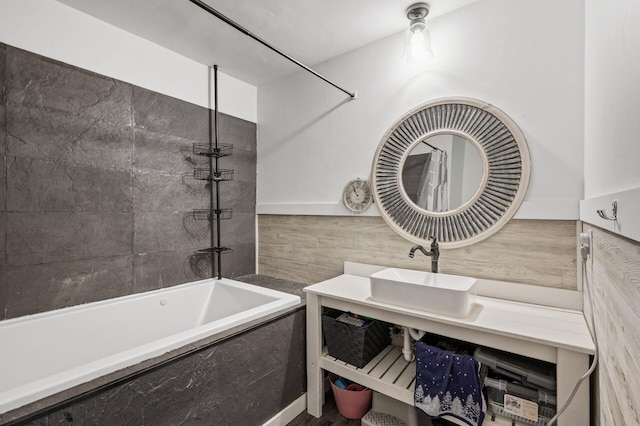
422,140,445,153
188,0,357,100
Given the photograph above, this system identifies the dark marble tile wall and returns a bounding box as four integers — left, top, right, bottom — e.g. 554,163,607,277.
1,43,6,315
0,44,257,319
21,308,306,426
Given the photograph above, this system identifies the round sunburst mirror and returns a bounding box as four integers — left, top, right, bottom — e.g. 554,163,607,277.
371,97,531,248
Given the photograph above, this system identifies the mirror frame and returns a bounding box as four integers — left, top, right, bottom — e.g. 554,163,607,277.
371,97,531,248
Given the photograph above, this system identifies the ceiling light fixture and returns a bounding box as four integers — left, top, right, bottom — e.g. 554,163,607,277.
403,2,433,64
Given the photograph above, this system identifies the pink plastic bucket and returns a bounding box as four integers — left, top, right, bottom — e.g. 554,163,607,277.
329,374,373,419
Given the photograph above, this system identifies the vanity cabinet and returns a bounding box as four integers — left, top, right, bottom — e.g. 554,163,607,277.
304,269,595,425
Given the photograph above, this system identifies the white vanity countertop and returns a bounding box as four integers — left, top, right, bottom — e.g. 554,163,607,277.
304,274,595,356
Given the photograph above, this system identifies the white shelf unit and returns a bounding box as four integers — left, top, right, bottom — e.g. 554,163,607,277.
304,273,595,426
321,345,415,405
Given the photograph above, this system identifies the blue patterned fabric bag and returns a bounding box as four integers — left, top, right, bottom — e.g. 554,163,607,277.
414,341,486,426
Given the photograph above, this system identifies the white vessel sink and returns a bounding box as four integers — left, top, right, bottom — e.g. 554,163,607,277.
370,268,477,317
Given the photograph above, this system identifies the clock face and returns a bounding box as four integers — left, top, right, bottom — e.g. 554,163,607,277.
342,179,373,213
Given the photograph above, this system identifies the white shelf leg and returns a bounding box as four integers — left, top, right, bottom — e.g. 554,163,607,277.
556,348,590,425
306,293,323,418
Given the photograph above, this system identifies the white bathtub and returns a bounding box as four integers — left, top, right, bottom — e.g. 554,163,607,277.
0,278,300,416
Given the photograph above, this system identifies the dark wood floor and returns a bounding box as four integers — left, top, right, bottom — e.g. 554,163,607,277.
287,393,361,426
287,394,455,426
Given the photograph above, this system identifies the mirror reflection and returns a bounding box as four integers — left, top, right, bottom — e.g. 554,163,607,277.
401,134,483,212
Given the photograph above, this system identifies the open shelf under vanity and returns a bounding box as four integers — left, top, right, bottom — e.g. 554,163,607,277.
304,264,595,426
321,345,416,405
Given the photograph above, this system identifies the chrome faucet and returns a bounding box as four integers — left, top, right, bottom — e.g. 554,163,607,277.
409,237,439,273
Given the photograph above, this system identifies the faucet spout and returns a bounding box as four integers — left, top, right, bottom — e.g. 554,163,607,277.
409,244,430,258
408,237,439,273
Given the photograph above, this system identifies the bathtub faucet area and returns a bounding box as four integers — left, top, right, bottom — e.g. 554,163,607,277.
408,237,439,273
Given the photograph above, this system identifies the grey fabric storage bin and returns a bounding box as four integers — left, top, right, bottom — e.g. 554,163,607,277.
322,309,391,368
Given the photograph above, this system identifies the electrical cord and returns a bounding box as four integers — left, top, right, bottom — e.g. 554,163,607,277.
547,246,598,425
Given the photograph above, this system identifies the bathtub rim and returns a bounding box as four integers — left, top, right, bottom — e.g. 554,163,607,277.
0,277,297,328
0,277,302,424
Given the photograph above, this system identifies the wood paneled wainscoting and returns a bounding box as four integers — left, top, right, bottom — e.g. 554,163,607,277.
583,224,640,426
258,215,577,290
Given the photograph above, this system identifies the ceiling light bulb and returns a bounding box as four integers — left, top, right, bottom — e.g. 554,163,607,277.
403,3,433,64
409,19,426,35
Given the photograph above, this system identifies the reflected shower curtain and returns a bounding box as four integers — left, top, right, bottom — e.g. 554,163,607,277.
417,150,449,212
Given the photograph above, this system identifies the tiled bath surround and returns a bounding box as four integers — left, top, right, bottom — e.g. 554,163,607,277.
0,44,257,319
0,43,6,316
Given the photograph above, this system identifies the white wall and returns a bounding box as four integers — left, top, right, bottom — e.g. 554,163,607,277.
0,0,257,123
584,0,640,198
580,0,640,242
257,0,585,219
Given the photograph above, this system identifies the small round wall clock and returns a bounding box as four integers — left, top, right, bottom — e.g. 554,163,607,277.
342,178,373,213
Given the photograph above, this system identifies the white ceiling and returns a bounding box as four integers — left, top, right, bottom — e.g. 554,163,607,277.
55,0,479,86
